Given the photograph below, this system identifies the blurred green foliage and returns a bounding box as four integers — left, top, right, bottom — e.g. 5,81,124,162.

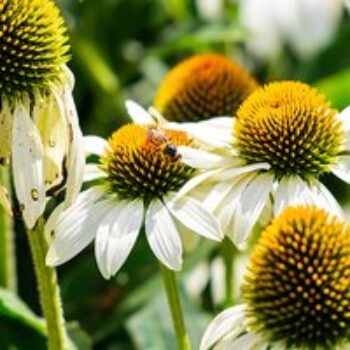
1,0,349,349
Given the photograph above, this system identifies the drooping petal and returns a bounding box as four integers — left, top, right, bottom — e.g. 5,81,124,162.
61,86,85,207
33,90,68,189
45,188,106,266
202,180,236,212
332,156,350,184
95,199,143,279
200,305,246,350
275,176,342,218
84,135,108,156
0,99,13,161
166,194,222,241
145,199,183,270
217,173,257,235
228,332,267,350
125,100,154,124
233,173,274,248
12,103,45,229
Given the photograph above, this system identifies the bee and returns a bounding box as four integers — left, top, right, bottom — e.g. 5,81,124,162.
147,126,180,161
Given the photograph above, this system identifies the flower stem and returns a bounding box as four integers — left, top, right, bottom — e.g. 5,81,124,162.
221,237,236,307
27,218,69,350
0,165,17,292
159,263,191,350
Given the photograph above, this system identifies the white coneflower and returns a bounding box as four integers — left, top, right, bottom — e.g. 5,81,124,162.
0,0,84,229
177,81,350,247
201,206,350,350
239,0,343,60
46,116,222,278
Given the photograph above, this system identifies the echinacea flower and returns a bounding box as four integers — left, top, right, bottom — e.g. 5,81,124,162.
178,81,350,247
239,0,342,60
153,54,258,122
0,0,84,228
46,120,222,279
201,206,350,350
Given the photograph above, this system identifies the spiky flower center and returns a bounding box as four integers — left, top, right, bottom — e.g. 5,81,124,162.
100,124,194,201
154,54,258,122
235,81,343,181
0,0,69,97
242,206,350,349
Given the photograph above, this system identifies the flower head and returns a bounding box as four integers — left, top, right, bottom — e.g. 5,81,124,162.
201,206,350,350
154,54,258,122
46,107,222,279
235,81,343,181
101,124,194,200
0,0,69,97
177,81,350,247
0,0,84,228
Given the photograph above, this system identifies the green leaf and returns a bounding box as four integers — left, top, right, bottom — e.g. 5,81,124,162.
0,287,46,334
315,68,350,110
0,287,47,349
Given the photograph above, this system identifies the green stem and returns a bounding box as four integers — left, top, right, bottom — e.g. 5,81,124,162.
221,237,235,308
0,165,17,292
159,263,191,350
27,218,69,350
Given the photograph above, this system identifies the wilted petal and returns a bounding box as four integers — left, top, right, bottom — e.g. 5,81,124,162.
12,103,45,229
33,91,69,189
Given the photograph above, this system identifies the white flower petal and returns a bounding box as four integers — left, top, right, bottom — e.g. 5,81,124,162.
233,173,274,248
202,181,236,212
200,305,246,350
125,100,154,124
177,146,228,169
84,164,106,182
336,106,350,132
212,162,270,182
275,176,342,218
62,86,85,207
217,173,257,235
84,135,108,156
145,199,182,270
332,156,350,184
12,103,45,229
229,332,267,350
175,168,222,199
315,182,343,218
46,187,106,266
95,199,143,279
169,117,234,149
148,106,167,123
167,195,222,241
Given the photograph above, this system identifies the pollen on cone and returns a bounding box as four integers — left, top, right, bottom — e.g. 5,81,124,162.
100,124,194,200
242,206,350,349
0,0,69,97
154,54,258,122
